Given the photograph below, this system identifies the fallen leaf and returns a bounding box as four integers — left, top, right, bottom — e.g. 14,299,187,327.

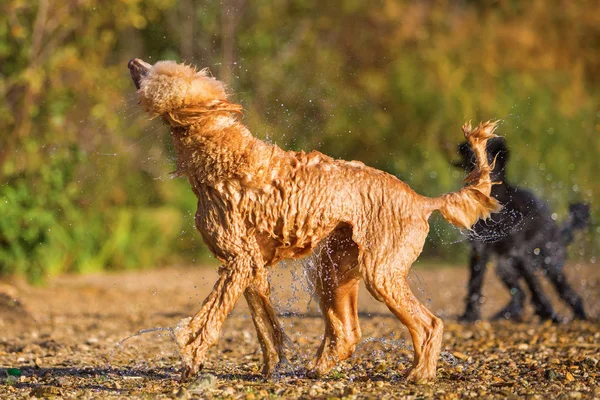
565,371,575,382
452,351,469,361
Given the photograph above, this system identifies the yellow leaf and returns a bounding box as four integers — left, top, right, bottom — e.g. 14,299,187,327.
452,351,469,361
565,371,575,382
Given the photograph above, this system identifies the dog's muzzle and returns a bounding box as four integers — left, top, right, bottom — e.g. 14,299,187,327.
128,58,152,89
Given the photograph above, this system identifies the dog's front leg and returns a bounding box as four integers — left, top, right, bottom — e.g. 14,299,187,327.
460,244,489,322
174,255,256,379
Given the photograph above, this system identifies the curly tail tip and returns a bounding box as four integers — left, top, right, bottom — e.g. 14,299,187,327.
435,121,502,230
569,203,591,230
462,120,499,184
560,203,591,244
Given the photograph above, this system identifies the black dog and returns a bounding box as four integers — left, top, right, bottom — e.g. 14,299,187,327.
453,137,590,322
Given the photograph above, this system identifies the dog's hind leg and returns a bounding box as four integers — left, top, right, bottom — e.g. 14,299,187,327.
544,262,587,320
306,224,361,377
362,248,443,382
244,266,292,376
519,261,561,322
492,257,527,321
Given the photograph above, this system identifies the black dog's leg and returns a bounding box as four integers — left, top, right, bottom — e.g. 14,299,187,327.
520,262,561,322
492,258,526,321
545,263,587,320
460,245,489,322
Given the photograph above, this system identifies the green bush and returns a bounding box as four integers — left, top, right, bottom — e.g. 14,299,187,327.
0,145,204,283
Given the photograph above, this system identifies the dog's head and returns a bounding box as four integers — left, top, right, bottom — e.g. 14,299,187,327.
453,136,509,179
128,58,228,118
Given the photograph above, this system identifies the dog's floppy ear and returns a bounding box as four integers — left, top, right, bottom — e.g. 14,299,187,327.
451,141,474,169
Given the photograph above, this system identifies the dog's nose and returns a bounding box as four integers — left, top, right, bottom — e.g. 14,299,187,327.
128,58,151,89
128,58,152,72
128,58,140,70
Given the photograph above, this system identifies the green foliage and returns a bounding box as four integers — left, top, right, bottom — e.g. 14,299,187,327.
0,146,196,283
0,0,598,281
0,147,82,282
0,0,205,282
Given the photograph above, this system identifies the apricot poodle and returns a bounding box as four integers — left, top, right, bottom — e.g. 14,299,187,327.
128,58,500,382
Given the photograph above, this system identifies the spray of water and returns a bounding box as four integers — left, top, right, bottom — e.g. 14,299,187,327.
108,326,177,368
430,204,528,247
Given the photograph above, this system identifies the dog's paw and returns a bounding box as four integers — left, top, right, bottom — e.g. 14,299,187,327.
181,361,204,382
458,311,481,323
572,312,588,322
265,356,295,379
305,367,323,379
173,317,198,375
305,357,332,379
405,366,436,384
491,309,523,322
550,314,567,324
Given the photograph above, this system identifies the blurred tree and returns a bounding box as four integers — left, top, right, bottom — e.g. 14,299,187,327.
0,0,204,281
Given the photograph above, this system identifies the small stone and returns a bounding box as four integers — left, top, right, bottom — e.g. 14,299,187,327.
222,386,235,396
175,387,190,399
545,369,558,380
187,373,217,393
30,386,61,398
56,376,69,387
583,356,598,368
343,386,358,396
375,362,387,372
568,392,582,399
5,375,18,385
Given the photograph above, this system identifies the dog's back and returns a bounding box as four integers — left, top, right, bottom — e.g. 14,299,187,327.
473,184,558,251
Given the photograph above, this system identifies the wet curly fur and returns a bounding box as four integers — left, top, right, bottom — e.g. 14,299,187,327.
128,58,500,382
453,137,590,322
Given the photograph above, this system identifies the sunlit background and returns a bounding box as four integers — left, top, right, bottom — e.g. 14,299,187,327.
1,0,598,282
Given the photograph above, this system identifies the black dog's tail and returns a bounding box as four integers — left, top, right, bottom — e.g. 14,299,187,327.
560,203,590,244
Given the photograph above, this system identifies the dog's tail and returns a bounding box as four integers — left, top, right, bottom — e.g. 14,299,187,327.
428,121,502,229
560,203,590,245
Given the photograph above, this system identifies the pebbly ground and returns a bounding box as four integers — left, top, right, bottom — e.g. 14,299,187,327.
0,261,598,399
